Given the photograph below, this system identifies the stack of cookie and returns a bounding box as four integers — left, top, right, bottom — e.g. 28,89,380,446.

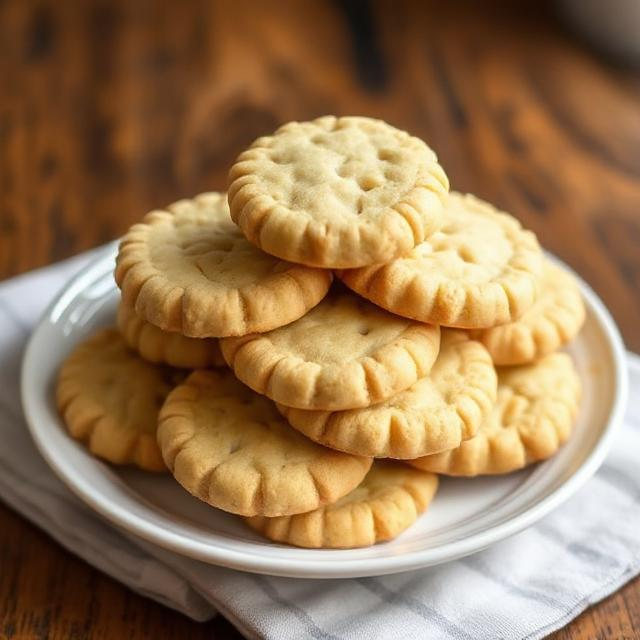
57,116,585,549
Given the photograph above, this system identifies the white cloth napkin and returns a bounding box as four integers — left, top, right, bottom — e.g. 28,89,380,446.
1,251,639,640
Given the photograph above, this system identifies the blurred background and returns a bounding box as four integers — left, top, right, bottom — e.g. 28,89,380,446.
1,0,639,350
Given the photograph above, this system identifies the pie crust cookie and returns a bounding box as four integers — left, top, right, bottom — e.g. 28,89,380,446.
115,192,332,338
277,330,497,459
339,192,543,328
245,461,438,548
56,329,183,471
117,299,225,369
409,352,581,476
157,370,372,517
220,292,441,411
227,116,449,268
472,261,585,365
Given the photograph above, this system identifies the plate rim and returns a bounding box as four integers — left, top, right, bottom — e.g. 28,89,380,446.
21,245,629,578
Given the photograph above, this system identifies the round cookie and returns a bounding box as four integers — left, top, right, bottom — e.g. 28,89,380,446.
245,461,438,548
339,192,543,329
471,261,585,365
117,299,225,369
277,330,497,459
220,292,441,411
227,116,449,268
409,353,581,476
56,329,183,471
157,370,372,517
115,192,332,338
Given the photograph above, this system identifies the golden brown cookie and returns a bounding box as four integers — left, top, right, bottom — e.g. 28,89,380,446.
471,261,585,365
409,353,581,475
227,116,449,268
157,370,372,517
277,330,497,459
56,329,183,471
115,192,332,338
220,292,440,411
339,192,543,328
117,299,225,369
245,461,438,548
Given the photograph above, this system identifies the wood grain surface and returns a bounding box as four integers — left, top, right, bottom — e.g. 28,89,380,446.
1,0,639,638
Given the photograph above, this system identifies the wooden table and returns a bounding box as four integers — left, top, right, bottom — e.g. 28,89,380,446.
1,0,639,637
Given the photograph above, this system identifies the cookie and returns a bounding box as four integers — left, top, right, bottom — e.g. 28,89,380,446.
227,116,449,268
409,353,581,476
115,192,332,338
245,461,438,548
157,370,372,517
339,192,543,328
220,292,440,411
117,299,225,369
277,330,497,459
471,261,585,365
56,329,183,471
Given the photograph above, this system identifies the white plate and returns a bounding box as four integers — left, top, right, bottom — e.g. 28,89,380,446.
21,244,628,579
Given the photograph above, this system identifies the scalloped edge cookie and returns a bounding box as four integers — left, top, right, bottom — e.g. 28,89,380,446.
220,293,441,411
56,329,183,471
471,261,585,365
115,191,332,338
245,461,438,548
157,369,372,517
228,116,449,268
338,192,543,328
117,298,226,369
276,330,497,459
409,352,581,475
